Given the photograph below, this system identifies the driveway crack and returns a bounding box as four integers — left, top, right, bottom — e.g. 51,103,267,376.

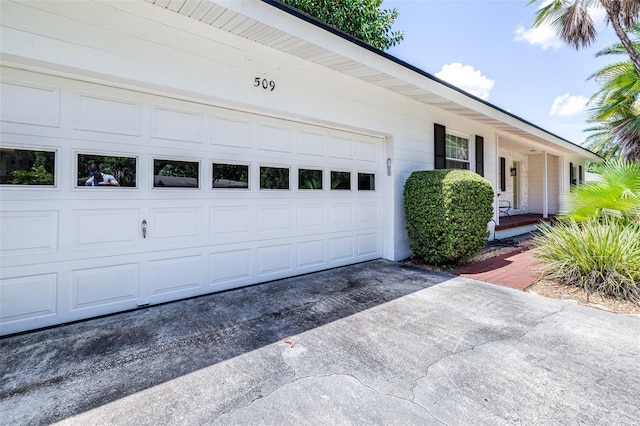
212,373,448,425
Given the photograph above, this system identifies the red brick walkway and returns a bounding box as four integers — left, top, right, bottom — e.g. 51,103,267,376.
451,248,541,290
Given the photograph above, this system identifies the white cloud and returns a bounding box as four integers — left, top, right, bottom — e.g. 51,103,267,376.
435,63,495,100
514,24,562,50
550,94,588,117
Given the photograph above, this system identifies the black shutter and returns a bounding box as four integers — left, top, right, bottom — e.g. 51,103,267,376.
434,123,446,169
578,165,583,184
500,157,506,191
570,162,575,186
475,135,484,176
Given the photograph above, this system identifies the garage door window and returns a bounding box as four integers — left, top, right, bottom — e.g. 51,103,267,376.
358,173,375,191
153,159,199,188
213,163,249,189
77,153,136,187
260,166,289,189
298,169,323,190
331,171,351,190
1,148,55,185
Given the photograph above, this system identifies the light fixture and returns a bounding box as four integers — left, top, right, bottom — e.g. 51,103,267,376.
386,158,392,176
510,167,517,177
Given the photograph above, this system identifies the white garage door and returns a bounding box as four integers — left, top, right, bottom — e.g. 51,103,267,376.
0,68,384,335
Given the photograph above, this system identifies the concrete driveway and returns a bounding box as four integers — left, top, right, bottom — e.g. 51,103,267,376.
1,260,639,425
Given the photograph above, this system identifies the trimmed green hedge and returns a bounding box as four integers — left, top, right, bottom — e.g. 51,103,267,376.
404,169,494,264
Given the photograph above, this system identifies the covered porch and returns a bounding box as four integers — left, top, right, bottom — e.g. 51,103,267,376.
489,133,594,240
494,213,556,239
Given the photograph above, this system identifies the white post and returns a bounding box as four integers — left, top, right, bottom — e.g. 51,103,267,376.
495,134,500,227
543,151,548,219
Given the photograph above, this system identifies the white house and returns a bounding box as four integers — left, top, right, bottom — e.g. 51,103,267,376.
0,0,599,335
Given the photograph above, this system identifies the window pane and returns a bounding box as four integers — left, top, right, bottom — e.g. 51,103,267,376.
213,163,249,188
445,134,469,161
331,171,351,190
1,148,55,185
446,159,470,170
298,169,323,190
153,159,199,188
357,173,375,191
260,166,289,189
78,154,136,187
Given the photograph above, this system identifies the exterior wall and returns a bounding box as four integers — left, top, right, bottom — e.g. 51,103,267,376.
528,154,543,214
513,153,562,216
2,1,505,263
1,0,593,270
547,155,560,214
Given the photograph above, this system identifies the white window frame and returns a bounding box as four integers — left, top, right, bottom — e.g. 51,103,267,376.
445,132,470,170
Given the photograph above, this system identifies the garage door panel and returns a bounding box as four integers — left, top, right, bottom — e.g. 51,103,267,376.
0,80,61,128
1,210,58,254
258,204,292,232
71,263,138,310
297,239,325,268
297,131,325,156
357,139,379,162
74,209,137,247
0,273,57,322
297,204,325,229
330,136,353,159
257,243,292,276
148,255,202,301
150,104,204,143
210,206,252,236
74,91,141,136
329,236,354,262
209,248,252,285
357,233,379,257
356,203,380,227
258,123,293,152
329,203,354,227
149,207,202,240
211,115,253,148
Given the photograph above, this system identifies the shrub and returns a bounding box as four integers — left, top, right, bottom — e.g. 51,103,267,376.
404,169,494,264
532,218,640,301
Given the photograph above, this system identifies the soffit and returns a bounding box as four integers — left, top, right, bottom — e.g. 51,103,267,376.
144,0,598,159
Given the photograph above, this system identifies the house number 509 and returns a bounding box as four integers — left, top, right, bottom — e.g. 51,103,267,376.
254,77,276,91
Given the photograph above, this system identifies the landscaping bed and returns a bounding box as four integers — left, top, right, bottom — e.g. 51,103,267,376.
405,232,640,318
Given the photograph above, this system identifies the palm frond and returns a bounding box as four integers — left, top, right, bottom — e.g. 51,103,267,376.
562,1,597,49
620,0,640,29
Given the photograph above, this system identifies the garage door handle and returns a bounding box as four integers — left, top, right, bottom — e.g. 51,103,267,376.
141,219,147,239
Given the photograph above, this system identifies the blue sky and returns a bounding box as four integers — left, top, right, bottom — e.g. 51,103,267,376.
382,0,622,146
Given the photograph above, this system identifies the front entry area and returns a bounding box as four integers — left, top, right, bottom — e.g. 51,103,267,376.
0,67,384,335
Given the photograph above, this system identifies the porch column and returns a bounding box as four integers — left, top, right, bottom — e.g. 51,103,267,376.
543,151,548,219
495,134,500,226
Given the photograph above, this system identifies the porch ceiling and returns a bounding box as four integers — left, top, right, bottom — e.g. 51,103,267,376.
144,0,599,160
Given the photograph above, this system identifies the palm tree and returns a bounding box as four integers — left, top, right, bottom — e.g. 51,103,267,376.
529,0,640,75
566,159,640,222
586,25,640,160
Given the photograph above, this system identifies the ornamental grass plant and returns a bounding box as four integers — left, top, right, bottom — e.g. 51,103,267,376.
533,218,640,302
532,160,640,302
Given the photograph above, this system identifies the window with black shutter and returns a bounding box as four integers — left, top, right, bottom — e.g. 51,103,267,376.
475,135,484,176
578,165,583,185
434,123,446,169
500,157,506,191
570,162,576,186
